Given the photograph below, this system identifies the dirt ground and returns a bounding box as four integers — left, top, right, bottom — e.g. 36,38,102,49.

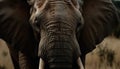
0,36,120,69
85,36,120,69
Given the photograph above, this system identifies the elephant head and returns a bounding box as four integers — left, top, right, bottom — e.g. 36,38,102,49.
29,0,84,69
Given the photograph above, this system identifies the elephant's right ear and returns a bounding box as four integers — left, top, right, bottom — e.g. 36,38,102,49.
27,0,35,5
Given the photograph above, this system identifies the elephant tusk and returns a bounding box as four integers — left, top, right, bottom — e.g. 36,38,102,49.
77,57,84,69
39,58,45,69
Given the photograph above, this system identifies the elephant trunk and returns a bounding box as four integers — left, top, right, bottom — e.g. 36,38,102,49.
47,39,73,69
38,21,80,69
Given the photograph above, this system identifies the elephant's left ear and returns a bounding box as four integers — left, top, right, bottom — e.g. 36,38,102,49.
76,0,120,55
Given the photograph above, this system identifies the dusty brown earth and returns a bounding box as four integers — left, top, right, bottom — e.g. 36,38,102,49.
0,36,120,69
86,36,120,69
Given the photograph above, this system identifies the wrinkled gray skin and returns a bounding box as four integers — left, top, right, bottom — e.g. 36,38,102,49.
30,0,84,69
0,0,120,69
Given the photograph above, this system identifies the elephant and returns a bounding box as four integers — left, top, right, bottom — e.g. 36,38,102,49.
29,0,120,69
0,0,120,69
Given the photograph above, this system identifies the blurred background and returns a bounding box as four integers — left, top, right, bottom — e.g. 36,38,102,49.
85,36,120,69
0,0,120,69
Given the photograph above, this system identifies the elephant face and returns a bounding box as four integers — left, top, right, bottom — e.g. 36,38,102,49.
29,0,84,69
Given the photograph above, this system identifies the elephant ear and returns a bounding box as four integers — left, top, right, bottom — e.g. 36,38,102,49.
112,1,120,38
0,0,38,47
77,1,120,55
113,10,120,38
